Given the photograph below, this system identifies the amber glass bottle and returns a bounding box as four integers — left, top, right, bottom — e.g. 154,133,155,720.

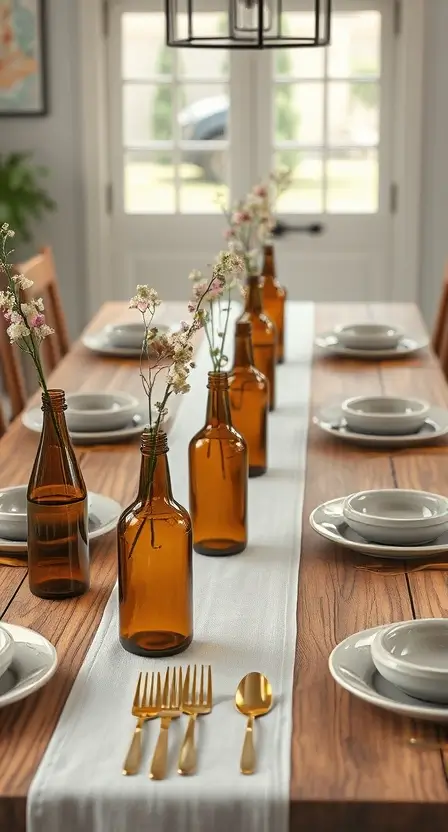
229,321,268,477
238,275,276,411
189,372,248,556
27,390,90,600
118,429,192,657
262,243,287,364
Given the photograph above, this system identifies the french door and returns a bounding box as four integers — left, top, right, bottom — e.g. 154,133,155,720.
107,0,396,303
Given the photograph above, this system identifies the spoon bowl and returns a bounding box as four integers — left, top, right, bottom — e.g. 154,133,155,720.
235,672,273,775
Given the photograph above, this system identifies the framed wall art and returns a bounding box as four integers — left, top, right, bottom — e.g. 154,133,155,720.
0,0,47,116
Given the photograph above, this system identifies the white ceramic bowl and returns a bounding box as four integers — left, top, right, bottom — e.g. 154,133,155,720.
334,323,404,351
105,322,170,350
371,619,448,703
65,392,139,433
0,485,27,540
341,396,430,436
343,489,448,546
0,625,14,680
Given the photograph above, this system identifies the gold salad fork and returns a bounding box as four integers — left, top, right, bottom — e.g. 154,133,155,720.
150,667,182,780
178,664,213,776
123,671,162,776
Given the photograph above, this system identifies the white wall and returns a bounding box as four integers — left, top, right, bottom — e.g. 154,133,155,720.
0,0,84,338
419,0,448,329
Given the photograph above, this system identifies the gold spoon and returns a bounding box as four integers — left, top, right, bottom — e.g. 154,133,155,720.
235,672,273,775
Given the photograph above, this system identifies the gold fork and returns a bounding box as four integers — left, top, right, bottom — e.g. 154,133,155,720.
123,671,162,776
178,664,213,776
149,667,182,780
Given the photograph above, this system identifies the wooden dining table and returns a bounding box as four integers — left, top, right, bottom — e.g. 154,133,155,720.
0,300,448,831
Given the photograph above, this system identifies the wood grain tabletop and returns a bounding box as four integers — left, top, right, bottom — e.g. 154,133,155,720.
0,301,447,831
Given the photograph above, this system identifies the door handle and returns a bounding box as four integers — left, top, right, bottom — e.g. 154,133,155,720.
271,221,324,238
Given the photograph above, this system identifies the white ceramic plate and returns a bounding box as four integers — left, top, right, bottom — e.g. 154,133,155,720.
315,331,429,360
0,491,122,554
0,623,58,708
82,323,176,358
313,404,448,448
21,404,159,444
329,625,448,724
309,496,448,560
0,625,14,680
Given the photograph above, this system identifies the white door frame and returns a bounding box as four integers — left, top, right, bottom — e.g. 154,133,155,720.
79,0,425,316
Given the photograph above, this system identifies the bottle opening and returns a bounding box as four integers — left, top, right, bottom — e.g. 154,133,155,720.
141,427,169,455
207,371,229,390
41,389,66,411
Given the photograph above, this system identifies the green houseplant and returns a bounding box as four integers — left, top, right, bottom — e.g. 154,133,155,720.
0,153,56,245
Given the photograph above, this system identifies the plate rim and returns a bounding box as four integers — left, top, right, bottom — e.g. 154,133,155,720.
0,622,58,707
329,624,448,721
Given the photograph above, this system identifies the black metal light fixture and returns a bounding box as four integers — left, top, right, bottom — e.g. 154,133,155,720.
165,0,332,49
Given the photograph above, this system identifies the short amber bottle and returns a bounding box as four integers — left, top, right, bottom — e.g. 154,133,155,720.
189,371,248,556
262,243,287,364
27,389,90,600
229,321,268,477
238,275,277,411
118,429,193,657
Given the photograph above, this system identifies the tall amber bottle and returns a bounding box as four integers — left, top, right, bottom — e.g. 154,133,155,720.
189,372,248,556
229,321,268,477
118,429,193,657
27,390,90,600
262,243,287,364
238,275,277,411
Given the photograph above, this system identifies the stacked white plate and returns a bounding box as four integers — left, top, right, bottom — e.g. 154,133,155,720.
82,321,173,358
314,395,448,448
315,322,428,360
310,488,448,559
0,622,58,708
330,619,448,723
22,391,159,445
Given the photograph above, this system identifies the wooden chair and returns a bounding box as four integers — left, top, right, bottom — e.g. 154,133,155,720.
15,246,70,373
0,247,69,435
432,264,448,377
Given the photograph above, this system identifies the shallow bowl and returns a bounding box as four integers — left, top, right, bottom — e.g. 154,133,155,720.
0,486,27,540
334,323,404,351
343,489,448,546
0,625,14,680
341,396,430,436
371,619,448,704
65,392,139,432
105,322,170,350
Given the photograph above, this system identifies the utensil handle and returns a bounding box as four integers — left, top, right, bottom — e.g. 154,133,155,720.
178,714,197,775
150,720,170,780
240,715,255,775
122,717,144,776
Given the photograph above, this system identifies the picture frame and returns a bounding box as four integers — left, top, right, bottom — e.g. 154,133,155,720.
0,0,47,116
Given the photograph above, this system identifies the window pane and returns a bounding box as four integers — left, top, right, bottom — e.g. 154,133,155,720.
326,149,378,213
328,12,381,79
274,82,323,146
178,84,228,142
125,151,175,214
122,13,169,81
274,150,323,214
178,13,229,79
123,83,174,146
275,14,324,78
328,82,379,147
179,152,228,214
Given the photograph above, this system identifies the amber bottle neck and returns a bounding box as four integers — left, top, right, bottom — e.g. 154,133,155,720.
206,372,232,427
138,430,173,501
233,330,255,369
262,244,275,284
244,275,263,315
41,389,71,445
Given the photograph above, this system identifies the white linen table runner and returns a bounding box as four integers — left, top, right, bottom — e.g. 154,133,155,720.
28,302,314,832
